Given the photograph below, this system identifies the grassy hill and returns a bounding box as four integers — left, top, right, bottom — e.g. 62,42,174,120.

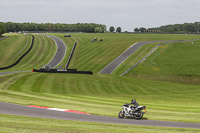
125,40,200,85
52,33,200,73
0,34,57,71
1,33,200,132
0,34,31,68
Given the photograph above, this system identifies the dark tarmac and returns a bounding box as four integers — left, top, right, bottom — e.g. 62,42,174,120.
0,102,200,129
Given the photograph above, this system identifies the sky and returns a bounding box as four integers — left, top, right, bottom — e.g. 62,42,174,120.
0,0,199,31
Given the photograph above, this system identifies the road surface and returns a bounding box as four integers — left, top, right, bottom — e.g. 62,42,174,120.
45,35,66,68
99,41,163,74
0,102,200,129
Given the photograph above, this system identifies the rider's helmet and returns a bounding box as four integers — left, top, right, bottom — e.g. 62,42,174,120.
131,99,136,103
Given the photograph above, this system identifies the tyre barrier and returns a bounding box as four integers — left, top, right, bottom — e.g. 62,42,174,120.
32,68,93,75
0,35,34,70
66,42,77,69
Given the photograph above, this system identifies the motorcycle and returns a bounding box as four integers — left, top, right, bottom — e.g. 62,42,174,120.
118,103,146,120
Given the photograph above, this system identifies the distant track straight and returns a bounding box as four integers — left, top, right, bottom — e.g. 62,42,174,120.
99,41,163,74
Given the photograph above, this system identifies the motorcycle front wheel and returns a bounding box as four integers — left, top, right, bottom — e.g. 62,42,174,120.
118,111,125,119
134,111,143,120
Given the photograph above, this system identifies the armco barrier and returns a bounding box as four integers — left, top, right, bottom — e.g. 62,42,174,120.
66,42,77,69
33,69,93,75
0,35,34,70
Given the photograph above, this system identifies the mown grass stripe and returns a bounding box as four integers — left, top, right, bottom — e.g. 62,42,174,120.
0,35,29,67
0,34,56,71
5,35,30,66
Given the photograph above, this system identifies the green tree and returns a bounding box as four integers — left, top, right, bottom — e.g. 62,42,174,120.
109,26,115,32
116,27,122,33
95,27,103,33
139,27,146,32
134,28,139,32
99,24,106,33
2,22,106,33
0,23,7,35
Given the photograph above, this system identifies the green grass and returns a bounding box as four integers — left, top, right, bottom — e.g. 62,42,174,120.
0,72,200,123
0,34,57,72
1,33,200,132
0,34,31,67
112,42,161,75
125,41,200,84
1,114,200,133
49,33,200,73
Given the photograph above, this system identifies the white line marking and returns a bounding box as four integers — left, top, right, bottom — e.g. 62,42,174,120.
48,108,69,112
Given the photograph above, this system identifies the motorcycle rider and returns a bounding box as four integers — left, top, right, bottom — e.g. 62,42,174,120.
128,99,139,107
127,99,139,113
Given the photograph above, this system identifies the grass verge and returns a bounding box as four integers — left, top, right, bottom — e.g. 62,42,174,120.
0,114,200,133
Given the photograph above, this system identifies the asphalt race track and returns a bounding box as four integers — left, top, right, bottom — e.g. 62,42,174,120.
45,35,66,68
99,41,163,74
0,102,200,129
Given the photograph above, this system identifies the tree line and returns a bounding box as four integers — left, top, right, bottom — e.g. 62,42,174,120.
134,22,200,34
0,23,7,36
2,22,106,33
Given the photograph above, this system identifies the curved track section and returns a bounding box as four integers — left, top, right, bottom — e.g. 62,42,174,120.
99,41,163,74
45,35,66,68
0,102,200,129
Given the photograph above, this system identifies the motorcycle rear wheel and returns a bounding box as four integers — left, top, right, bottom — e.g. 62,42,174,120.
134,111,143,120
118,111,124,119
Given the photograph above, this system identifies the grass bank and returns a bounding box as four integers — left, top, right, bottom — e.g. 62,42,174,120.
0,34,57,72
50,33,200,73
0,72,200,123
0,34,31,68
125,41,200,85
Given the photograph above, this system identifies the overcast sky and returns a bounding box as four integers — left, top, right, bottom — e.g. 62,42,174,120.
0,0,199,31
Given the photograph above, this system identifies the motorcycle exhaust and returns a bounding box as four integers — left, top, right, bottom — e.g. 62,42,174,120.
143,106,146,112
